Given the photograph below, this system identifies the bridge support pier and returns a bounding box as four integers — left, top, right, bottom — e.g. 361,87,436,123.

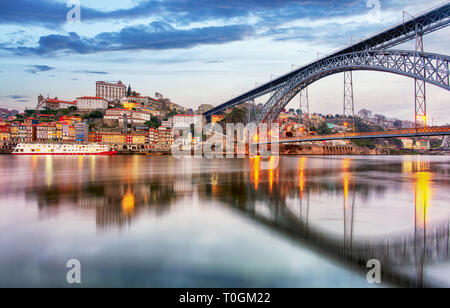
415,27,427,128
300,87,310,131
343,71,356,133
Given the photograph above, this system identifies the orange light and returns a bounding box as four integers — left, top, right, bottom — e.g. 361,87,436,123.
253,133,259,143
416,115,427,124
344,122,348,127
122,192,135,214
415,172,432,228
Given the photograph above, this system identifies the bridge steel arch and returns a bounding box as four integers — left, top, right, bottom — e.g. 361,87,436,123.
256,50,450,124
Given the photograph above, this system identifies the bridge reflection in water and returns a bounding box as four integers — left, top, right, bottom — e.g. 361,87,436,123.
244,156,449,287
4,155,449,287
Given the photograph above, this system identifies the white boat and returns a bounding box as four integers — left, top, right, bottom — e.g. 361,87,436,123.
12,143,117,155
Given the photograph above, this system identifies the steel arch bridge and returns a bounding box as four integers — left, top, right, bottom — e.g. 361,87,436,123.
257,50,450,123
204,2,450,125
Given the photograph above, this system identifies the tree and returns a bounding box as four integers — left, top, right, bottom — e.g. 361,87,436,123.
355,118,384,133
88,110,104,119
374,114,386,122
69,106,78,111
144,116,161,129
358,109,372,118
127,85,132,97
352,139,376,149
317,122,332,135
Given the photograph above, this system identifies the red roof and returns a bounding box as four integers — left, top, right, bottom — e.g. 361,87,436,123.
47,99,76,104
37,114,55,117
175,114,195,117
77,96,106,100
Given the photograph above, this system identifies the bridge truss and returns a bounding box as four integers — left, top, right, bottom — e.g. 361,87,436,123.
204,2,450,126
256,50,450,123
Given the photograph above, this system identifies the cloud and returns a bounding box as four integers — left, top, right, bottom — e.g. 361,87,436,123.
204,60,224,64
0,0,379,28
5,22,253,56
26,65,54,74
7,95,29,100
1,0,427,58
74,70,109,75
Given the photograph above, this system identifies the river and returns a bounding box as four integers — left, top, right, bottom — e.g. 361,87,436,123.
0,155,449,287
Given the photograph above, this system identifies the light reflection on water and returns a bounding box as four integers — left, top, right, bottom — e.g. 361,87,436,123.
0,155,449,287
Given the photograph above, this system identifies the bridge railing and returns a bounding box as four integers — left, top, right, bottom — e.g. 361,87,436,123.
258,126,450,143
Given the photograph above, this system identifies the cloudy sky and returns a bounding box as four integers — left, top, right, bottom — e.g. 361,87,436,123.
0,0,449,123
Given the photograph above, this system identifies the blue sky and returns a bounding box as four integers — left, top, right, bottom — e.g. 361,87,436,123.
0,0,449,123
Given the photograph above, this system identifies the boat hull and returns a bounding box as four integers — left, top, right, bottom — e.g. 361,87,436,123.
12,151,118,156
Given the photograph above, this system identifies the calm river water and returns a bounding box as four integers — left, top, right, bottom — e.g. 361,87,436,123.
0,155,449,287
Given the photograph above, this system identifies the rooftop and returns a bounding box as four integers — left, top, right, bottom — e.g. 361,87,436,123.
77,96,106,100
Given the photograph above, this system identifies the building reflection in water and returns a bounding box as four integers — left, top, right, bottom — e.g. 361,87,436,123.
19,155,449,286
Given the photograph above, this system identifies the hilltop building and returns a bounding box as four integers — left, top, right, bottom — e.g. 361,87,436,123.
96,81,127,102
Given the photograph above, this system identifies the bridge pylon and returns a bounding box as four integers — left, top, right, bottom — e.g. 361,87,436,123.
299,87,310,131
343,71,356,133
415,25,427,128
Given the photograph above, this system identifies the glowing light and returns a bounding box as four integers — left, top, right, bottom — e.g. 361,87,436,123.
122,192,135,214
415,172,432,229
342,159,351,208
402,158,413,174
253,133,259,143
298,157,307,197
269,168,274,193
250,156,261,190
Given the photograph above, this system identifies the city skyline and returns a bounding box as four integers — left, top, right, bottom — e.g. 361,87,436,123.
0,0,449,124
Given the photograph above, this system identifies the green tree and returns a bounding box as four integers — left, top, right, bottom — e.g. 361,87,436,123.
144,116,161,129
317,122,332,135
352,139,376,149
88,111,104,119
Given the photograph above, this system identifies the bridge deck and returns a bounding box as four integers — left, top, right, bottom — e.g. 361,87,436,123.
257,126,450,145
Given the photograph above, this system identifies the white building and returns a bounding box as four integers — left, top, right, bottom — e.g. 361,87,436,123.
173,115,204,129
104,109,151,126
77,97,109,111
96,81,127,102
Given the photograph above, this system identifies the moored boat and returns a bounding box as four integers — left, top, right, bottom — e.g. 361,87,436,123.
12,143,117,155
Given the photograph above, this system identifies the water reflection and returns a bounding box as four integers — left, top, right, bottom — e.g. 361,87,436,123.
0,155,449,287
